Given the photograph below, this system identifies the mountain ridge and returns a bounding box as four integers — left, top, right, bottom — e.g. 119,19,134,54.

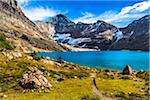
0,0,149,51
45,14,149,51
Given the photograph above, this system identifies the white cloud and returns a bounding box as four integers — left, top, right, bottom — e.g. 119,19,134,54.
18,0,68,21
23,7,66,21
74,12,95,23
120,1,150,15
17,0,30,7
73,1,150,27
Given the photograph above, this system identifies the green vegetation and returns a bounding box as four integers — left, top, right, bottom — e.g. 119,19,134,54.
28,51,42,61
0,34,13,50
0,53,149,100
136,70,150,81
96,79,147,99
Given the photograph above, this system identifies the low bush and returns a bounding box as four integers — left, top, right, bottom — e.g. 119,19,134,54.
136,71,150,81
28,51,42,61
0,34,13,50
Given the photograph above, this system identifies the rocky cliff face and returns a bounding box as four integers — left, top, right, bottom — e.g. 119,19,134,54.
35,21,55,39
47,14,149,51
0,0,37,31
0,0,68,52
1,0,18,8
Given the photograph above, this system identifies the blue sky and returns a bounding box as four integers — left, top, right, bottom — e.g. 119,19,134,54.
18,0,150,27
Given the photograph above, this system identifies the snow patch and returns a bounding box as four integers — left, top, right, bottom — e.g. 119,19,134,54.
115,30,124,41
130,31,134,36
68,38,91,46
54,34,71,42
54,33,91,46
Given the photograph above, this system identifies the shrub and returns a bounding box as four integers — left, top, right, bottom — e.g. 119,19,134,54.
0,34,6,41
29,51,42,61
81,95,100,100
81,95,90,100
0,34,13,50
74,70,90,79
0,41,13,50
136,71,150,81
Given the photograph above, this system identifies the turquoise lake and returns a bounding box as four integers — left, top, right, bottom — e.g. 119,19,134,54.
38,51,150,71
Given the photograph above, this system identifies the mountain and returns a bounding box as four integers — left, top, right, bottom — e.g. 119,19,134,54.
49,14,119,49
49,14,76,34
0,0,68,52
46,14,149,51
4,0,147,51
110,15,150,51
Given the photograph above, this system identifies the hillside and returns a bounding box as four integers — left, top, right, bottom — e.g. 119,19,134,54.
0,0,69,52
0,52,149,100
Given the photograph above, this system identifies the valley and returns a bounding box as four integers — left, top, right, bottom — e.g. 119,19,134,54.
0,0,149,100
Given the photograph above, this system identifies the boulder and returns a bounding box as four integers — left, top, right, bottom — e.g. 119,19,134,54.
26,56,33,60
20,67,52,89
122,65,133,75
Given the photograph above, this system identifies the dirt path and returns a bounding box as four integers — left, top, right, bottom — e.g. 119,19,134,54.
91,77,113,100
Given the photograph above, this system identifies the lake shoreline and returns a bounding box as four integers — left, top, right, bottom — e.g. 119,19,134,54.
35,49,150,53
37,51,149,71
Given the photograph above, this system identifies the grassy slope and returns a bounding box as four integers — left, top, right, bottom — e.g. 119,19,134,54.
0,53,149,100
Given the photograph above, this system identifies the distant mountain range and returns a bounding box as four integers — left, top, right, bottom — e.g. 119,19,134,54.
0,0,149,52
41,14,149,51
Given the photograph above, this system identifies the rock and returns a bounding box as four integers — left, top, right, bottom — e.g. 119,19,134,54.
1,0,18,8
74,76,77,79
41,59,55,65
122,65,133,75
3,94,8,98
20,67,52,89
26,56,33,60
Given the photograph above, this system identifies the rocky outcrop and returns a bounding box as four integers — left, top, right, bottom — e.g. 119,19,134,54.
20,67,52,89
1,0,18,8
122,65,133,75
0,0,37,30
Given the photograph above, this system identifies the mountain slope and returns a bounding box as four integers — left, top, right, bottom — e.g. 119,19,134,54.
110,15,150,51
46,14,149,51
0,0,68,52
49,14,118,49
